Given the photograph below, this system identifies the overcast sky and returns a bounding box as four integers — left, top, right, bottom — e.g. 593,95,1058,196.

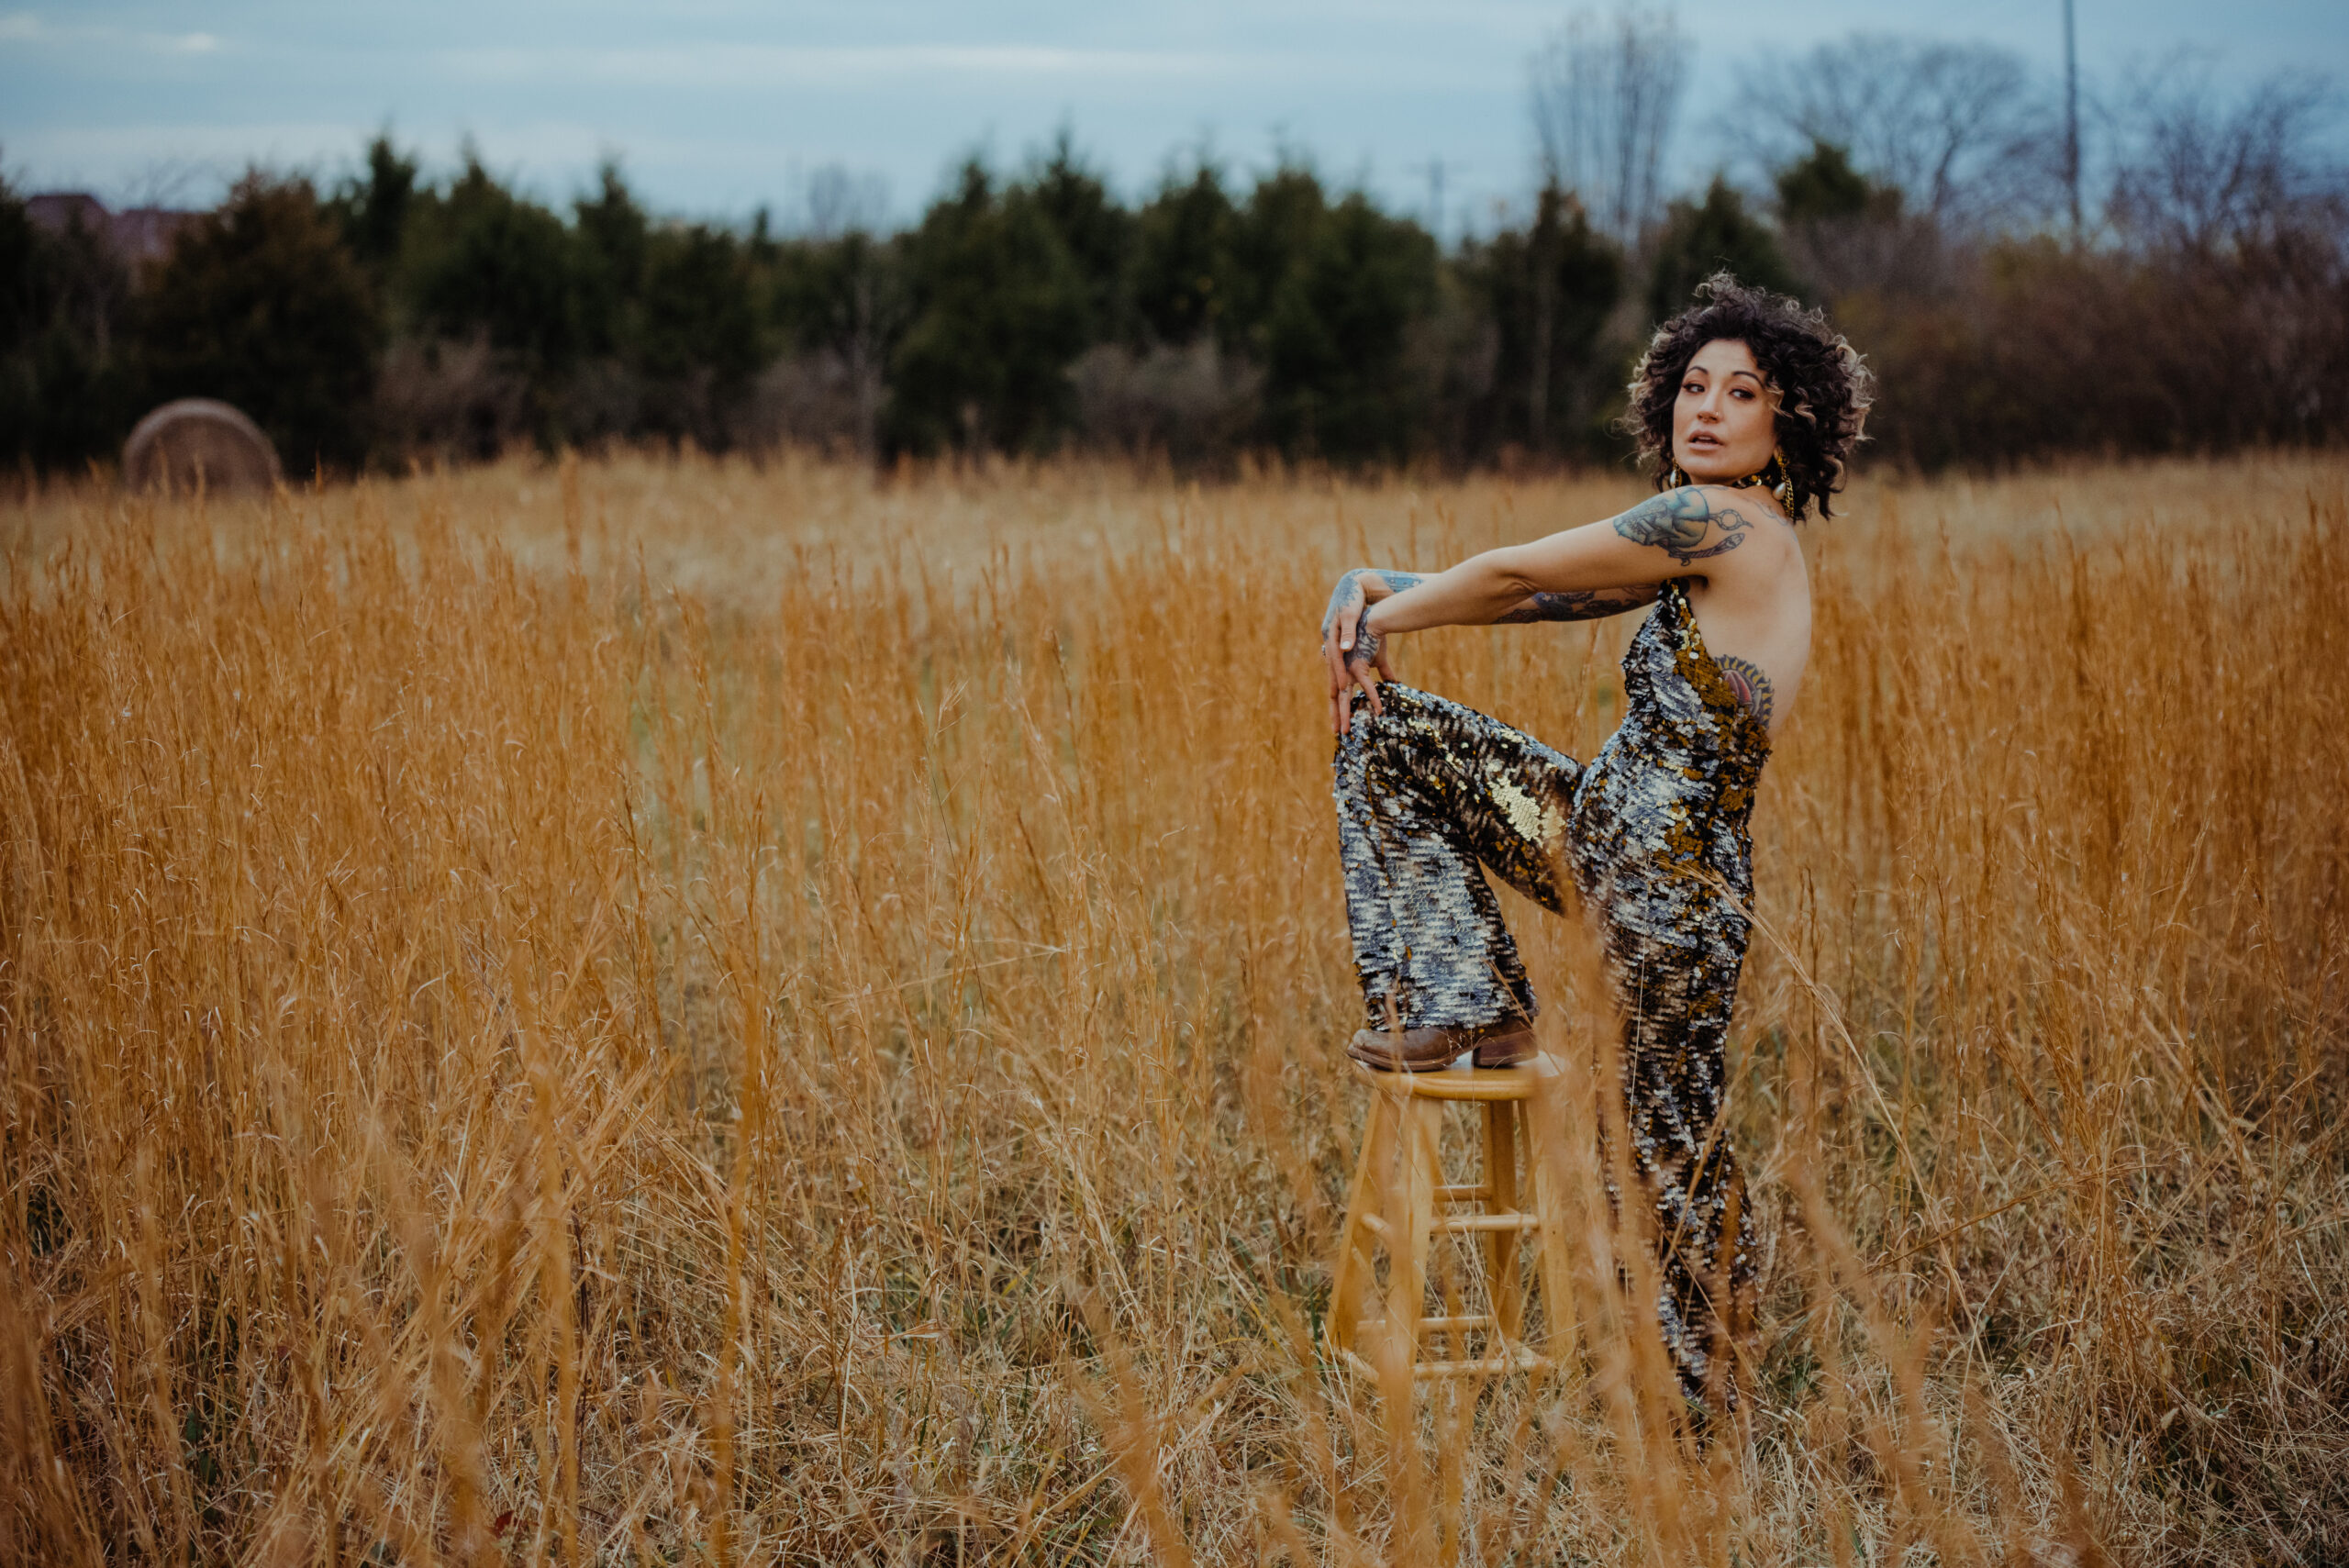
4,1,2343,235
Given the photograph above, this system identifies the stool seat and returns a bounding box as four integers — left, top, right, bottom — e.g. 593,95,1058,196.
1348,1054,1554,1101
1328,1051,1576,1385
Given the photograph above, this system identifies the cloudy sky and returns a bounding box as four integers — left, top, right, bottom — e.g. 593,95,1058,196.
4,1,2343,233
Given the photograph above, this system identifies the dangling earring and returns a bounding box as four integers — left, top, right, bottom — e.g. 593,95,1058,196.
1771,450,1795,513
1666,462,1688,489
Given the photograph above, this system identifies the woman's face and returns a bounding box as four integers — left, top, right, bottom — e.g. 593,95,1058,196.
1672,339,1778,484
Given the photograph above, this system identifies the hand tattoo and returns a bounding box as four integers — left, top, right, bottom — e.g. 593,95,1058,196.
1322,568,1425,639
1715,654,1775,728
1613,488,1759,565
1494,585,1660,624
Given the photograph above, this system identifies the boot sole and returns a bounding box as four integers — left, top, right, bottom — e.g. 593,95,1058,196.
1349,1026,1535,1072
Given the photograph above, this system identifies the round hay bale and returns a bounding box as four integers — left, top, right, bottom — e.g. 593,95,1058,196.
122,399,282,494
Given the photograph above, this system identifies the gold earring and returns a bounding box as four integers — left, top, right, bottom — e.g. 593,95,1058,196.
1666,462,1688,489
1772,450,1795,512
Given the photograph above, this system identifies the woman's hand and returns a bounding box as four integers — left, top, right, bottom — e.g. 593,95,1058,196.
1322,570,1399,735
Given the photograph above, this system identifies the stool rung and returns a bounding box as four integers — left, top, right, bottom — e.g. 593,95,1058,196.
1354,1210,1534,1242
1340,1347,1552,1382
1360,1313,1493,1337
1435,1184,1490,1202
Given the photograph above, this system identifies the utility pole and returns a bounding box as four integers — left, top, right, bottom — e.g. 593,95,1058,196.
1408,158,1452,247
2064,0,2081,240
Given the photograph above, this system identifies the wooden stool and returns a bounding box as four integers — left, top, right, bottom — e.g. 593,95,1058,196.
1327,1054,1574,1381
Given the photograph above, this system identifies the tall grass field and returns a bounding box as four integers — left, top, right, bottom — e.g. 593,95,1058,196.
2,453,2343,1565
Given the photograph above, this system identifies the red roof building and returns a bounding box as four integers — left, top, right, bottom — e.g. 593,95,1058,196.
25,192,198,265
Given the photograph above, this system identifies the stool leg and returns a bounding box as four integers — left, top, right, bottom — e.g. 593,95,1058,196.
1485,1101,1525,1349
1382,1097,1442,1370
1526,1084,1579,1366
1329,1091,1395,1356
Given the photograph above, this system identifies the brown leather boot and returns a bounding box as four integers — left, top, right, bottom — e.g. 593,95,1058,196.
1347,1019,1536,1072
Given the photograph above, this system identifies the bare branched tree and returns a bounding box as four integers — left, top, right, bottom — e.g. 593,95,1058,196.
2106,65,2343,251
1529,6,1688,250
797,162,892,240
1723,34,2059,229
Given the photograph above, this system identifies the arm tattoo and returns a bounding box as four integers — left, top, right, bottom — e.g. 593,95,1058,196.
1715,654,1775,728
1494,585,1660,624
1613,488,1758,565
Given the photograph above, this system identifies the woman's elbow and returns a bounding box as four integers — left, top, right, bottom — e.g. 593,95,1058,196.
1480,550,1544,598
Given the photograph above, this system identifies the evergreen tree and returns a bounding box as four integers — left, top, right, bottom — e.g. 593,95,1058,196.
407,155,583,377
141,173,379,473
334,134,418,277
1467,185,1623,454
639,225,762,446
1644,176,1800,324
1025,132,1132,342
1228,162,1329,353
0,176,140,468
1130,163,1239,347
573,161,650,360
887,161,1090,454
1775,139,1881,224
1261,193,1438,462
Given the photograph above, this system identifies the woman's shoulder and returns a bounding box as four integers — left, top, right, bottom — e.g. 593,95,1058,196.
1678,483,1792,528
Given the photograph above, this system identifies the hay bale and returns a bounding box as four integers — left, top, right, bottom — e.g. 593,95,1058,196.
122,399,282,494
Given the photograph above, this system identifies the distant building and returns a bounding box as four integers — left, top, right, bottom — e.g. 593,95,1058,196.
25,192,198,266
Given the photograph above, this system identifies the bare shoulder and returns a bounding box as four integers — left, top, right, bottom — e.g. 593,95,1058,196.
1610,485,1792,568
1669,484,1794,533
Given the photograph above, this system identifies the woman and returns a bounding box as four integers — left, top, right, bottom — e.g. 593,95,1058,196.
1321,273,1871,1412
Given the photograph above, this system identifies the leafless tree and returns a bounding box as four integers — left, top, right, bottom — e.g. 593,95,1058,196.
2105,65,2343,252
1723,34,2060,230
1529,6,1688,250
796,162,892,240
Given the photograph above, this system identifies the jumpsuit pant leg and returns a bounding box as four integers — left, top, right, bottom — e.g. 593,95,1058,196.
1330,684,1582,1030
1608,929,1758,1415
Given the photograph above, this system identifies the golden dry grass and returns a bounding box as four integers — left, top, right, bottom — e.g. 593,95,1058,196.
1,451,2344,1566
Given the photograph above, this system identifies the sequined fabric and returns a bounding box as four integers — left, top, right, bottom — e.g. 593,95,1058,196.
1331,579,1766,1411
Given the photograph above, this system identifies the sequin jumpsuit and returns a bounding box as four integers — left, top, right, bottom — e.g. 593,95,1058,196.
1331,579,1765,1407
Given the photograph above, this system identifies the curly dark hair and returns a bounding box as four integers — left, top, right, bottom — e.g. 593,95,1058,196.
1621,272,1874,523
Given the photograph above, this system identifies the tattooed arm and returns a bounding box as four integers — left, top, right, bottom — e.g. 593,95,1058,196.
1324,490,1794,737
1360,486,1769,639
1323,486,1785,732
1607,486,1763,564
1321,568,1658,732
1326,567,1658,638
1492,585,1663,623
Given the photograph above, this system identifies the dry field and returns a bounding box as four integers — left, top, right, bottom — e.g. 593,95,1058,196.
1,452,2344,1566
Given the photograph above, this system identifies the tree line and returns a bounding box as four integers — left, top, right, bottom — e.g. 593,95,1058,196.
4,29,2343,480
